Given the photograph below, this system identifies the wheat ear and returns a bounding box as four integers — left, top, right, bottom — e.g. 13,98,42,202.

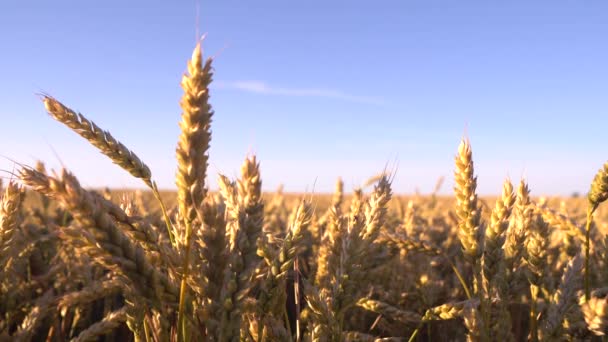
43,96,174,246
258,200,312,340
0,181,23,258
482,178,515,299
454,139,483,296
72,306,128,342
526,214,550,342
542,255,583,338
175,42,213,224
585,161,608,300
43,96,152,185
356,297,421,324
504,180,532,295
218,156,264,341
581,295,608,336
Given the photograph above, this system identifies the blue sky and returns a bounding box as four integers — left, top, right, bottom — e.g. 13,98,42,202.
1,1,607,195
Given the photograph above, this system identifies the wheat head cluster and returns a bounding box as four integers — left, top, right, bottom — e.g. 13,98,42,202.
2,43,608,342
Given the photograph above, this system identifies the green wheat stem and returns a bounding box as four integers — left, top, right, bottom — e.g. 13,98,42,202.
529,285,539,342
150,181,176,247
177,219,193,342
408,323,422,342
446,257,472,300
585,207,593,301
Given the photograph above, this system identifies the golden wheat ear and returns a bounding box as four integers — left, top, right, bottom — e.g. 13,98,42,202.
175,42,214,225
42,96,175,242
42,96,153,186
453,138,486,311
581,294,608,336
588,162,608,213
454,139,482,265
0,181,22,245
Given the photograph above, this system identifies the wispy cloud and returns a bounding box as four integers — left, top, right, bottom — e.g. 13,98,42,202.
215,80,384,105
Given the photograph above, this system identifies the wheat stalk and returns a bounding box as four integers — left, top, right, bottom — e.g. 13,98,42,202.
482,178,515,340
175,41,214,341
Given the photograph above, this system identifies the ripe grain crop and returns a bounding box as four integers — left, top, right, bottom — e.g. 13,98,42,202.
2,42,608,342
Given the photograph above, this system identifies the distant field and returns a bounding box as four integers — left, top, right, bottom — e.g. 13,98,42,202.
6,182,608,340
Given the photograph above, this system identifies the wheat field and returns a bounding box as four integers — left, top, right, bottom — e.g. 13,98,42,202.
2,43,608,342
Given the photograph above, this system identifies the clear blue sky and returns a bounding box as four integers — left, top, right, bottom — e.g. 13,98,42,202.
1,1,607,195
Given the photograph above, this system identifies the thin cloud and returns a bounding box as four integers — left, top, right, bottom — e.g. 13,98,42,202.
215,80,385,105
